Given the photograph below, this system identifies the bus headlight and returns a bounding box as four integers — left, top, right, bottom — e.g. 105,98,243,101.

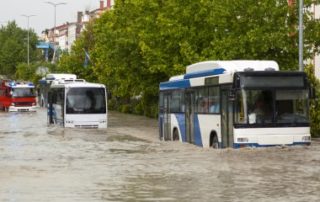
302,136,311,141
11,103,15,106
237,137,249,143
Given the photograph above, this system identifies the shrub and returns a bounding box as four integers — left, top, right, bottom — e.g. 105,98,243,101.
305,65,320,137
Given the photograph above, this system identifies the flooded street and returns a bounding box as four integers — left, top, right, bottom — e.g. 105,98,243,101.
0,108,320,202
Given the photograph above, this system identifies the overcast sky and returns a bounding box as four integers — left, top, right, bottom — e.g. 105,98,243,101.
0,0,100,35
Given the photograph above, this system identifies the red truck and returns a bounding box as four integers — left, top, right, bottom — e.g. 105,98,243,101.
0,80,37,112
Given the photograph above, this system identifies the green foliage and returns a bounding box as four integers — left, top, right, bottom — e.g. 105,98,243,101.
15,63,34,81
57,20,98,82
58,0,320,118
0,21,39,77
305,65,320,137
15,62,57,84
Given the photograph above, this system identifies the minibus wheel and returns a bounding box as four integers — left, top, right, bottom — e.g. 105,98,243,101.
172,128,179,141
210,132,219,149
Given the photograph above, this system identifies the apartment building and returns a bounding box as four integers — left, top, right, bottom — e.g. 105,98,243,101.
40,0,114,53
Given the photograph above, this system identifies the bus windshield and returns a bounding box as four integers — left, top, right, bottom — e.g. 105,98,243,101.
235,89,309,125
12,88,35,97
66,87,106,114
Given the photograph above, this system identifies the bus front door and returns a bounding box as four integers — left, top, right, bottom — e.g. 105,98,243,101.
221,88,234,148
185,91,195,144
163,93,171,141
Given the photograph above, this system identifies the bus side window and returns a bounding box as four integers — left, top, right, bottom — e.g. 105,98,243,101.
159,92,164,113
208,86,220,113
196,87,209,113
170,91,182,113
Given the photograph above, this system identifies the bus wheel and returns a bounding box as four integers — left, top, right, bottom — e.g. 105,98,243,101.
210,133,219,149
172,129,179,141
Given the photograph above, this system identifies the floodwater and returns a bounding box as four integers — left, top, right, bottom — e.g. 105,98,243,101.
0,108,320,202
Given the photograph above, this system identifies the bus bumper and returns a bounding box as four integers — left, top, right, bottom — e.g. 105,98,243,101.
233,127,311,148
64,121,107,129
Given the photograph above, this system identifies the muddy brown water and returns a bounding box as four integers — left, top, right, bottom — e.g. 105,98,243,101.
0,108,319,201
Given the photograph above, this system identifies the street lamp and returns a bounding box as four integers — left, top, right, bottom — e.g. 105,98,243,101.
45,1,66,31
45,1,66,62
299,0,304,71
21,14,36,66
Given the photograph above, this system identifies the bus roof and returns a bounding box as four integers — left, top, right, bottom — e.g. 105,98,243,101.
186,60,279,73
45,73,77,81
160,60,280,90
51,80,105,89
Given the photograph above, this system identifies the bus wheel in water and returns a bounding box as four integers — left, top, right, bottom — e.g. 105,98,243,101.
172,128,179,141
210,133,219,149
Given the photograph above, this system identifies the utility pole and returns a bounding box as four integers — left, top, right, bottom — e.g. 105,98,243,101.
45,1,66,63
21,15,36,66
299,0,304,71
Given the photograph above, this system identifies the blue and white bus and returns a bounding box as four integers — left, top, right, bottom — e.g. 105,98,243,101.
159,60,311,148
48,78,107,128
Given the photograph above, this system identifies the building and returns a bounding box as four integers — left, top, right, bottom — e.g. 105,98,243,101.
39,0,114,55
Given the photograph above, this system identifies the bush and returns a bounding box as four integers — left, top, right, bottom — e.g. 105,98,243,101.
120,104,131,113
305,65,320,137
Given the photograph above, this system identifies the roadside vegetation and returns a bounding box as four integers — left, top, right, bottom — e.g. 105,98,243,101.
305,65,320,137
56,0,320,136
0,21,39,76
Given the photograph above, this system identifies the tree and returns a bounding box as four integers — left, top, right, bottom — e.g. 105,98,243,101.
0,21,39,77
15,62,57,85
57,20,98,82
59,0,320,118
305,64,320,137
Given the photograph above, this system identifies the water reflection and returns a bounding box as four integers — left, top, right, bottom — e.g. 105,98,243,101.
0,109,319,201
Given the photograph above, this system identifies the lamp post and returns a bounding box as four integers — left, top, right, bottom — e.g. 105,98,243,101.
21,15,36,66
45,1,66,62
299,0,304,71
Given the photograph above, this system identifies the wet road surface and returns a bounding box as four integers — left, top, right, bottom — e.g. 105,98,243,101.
0,108,320,201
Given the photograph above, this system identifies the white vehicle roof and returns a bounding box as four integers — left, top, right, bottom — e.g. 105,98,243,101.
169,75,184,81
12,84,35,88
46,73,77,80
5,81,35,88
51,79,106,89
186,60,279,74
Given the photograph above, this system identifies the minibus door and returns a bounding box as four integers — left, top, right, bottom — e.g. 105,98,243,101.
221,87,234,148
185,91,195,144
163,93,171,140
